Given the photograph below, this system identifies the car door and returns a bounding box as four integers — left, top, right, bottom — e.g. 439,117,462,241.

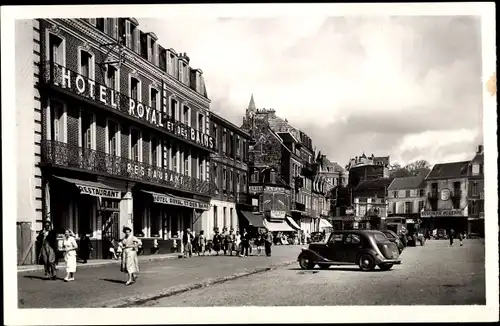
324,233,344,262
343,233,363,263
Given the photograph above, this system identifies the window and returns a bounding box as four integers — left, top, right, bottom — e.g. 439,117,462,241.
393,191,398,198
212,125,217,144
168,53,175,76
106,120,120,156
344,234,361,244
198,114,204,133
130,128,142,162
236,136,241,157
223,168,227,191
213,206,218,229
418,201,424,212
184,150,190,176
329,233,343,243
149,37,155,63
392,202,397,214
106,18,117,39
130,77,140,101
150,136,160,167
172,145,178,172
79,50,93,79
96,18,105,32
404,202,412,214
236,172,240,193
198,155,204,180
453,182,461,196
418,189,425,197
471,181,478,196
182,105,190,125
405,190,411,197
80,111,94,150
229,133,234,157
213,164,218,191
118,18,126,44
223,207,227,229
179,62,185,83
229,171,233,192
230,208,234,229
222,129,227,153
169,98,178,120
106,65,118,90
49,34,64,65
159,46,167,71
140,31,148,59
150,88,159,110
51,101,65,142
130,22,138,53
472,164,480,175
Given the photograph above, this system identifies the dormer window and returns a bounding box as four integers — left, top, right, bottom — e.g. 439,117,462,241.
168,53,176,76
472,163,480,175
140,31,148,59
118,18,126,45
179,61,185,83
159,46,167,71
96,18,105,32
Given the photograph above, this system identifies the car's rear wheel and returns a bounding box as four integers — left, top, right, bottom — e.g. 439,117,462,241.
318,264,330,269
378,263,393,271
299,256,316,269
358,254,375,271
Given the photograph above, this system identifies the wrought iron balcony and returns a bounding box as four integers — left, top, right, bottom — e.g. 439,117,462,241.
41,140,215,196
40,61,215,152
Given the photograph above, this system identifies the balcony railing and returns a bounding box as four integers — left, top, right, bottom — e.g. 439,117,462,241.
41,61,215,152
41,140,215,196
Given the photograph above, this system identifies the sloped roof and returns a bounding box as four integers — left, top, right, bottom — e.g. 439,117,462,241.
426,161,470,180
354,178,392,192
470,152,484,164
388,176,425,190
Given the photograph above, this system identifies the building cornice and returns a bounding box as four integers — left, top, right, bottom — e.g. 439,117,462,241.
49,18,210,112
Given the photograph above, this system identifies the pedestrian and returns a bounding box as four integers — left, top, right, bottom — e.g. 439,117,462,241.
221,227,229,255
198,230,206,256
152,239,159,254
78,233,93,263
449,228,455,246
226,228,236,256
264,230,273,257
62,229,78,282
36,219,58,280
255,234,263,256
182,228,194,258
235,231,241,255
240,229,250,257
109,238,118,260
120,226,140,286
212,228,222,256
458,231,464,246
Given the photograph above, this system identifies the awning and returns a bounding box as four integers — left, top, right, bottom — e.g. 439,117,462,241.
239,211,265,228
264,219,294,232
54,176,122,199
319,218,333,229
142,190,209,210
285,216,301,230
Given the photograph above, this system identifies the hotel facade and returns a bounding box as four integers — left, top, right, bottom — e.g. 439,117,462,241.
17,18,217,263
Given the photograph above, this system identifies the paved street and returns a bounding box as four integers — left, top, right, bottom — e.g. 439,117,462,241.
139,239,486,306
17,245,300,308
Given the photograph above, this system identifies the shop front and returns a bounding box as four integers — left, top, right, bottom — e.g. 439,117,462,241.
238,210,266,237
135,189,210,255
420,209,468,234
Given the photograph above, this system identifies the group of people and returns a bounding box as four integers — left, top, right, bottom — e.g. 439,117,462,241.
37,220,141,286
181,227,275,258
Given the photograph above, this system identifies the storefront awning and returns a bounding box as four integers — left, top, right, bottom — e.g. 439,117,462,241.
240,211,265,228
285,216,301,230
142,191,209,210
319,218,333,229
54,176,122,199
264,219,294,232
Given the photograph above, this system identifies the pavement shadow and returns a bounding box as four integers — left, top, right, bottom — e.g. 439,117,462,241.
100,278,127,284
23,275,66,281
288,267,387,273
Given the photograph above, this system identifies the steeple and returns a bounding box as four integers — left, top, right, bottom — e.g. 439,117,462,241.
247,93,256,113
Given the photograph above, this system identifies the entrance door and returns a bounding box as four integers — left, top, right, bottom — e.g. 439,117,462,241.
102,211,119,241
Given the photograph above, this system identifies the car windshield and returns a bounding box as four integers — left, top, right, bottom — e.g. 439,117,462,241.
372,232,389,243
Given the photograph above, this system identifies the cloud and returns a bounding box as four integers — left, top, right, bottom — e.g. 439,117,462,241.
138,15,483,166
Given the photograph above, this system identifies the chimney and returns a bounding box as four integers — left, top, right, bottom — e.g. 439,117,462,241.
477,145,483,154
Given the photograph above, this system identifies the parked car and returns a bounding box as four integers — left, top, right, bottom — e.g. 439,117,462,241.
380,229,404,254
297,230,402,271
308,232,326,243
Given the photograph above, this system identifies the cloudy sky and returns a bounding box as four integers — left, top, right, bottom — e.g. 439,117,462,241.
139,15,483,167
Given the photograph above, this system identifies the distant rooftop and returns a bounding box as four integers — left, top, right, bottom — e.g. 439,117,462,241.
426,161,470,180
388,176,426,190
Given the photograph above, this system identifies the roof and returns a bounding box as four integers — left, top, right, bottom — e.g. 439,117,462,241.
374,156,390,166
388,176,425,190
470,152,484,164
354,178,392,192
248,94,256,111
426,161,470,180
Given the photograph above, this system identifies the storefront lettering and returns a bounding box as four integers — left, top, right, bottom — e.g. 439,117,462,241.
151,193,209,210
421,209,464,218
264,186,287,193
76,185,121,199
55,67,214,150
127,163,185,186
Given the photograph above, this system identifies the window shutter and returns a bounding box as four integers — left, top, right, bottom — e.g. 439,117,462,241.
135,28,140,54
113,18,119,40
154,42,159,66
125,21,131,48
147,37,152,61
90,18,97,26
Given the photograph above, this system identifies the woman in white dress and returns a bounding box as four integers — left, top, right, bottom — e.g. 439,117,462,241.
120,226,140,285
62,229,78,282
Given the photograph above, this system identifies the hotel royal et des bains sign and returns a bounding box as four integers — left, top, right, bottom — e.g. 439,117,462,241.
48,64,215,151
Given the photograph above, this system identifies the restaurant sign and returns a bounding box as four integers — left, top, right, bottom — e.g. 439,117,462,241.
249,186,264,194
148,192,209,210
76,184,121,199
264,186,287,193
269,210,286,220
421,209,464,218
53,66,214,150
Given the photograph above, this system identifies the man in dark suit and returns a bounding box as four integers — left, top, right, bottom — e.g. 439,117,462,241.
36,219,58,280
182,228,194,258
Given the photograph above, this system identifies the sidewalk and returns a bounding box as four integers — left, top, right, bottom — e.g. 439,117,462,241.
18,244,302,308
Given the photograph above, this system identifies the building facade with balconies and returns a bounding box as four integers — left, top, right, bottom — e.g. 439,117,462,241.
467,145,484,236
422,161,470,233
32,18,216,260
387,176,427,223
208,112,250,239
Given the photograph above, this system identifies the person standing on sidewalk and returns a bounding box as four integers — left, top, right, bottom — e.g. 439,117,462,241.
227,228,236,256
235,231,242,255
198,230,207,256
36,219,58,280
62,229,78,282
264,230,273,257
449,228,455,246
458,231,464,246
183,228,194,258
212,228,222,256
240,229,250,257
78,233,92,263
120,226,140,286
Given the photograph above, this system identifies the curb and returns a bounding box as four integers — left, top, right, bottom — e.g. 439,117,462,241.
96,259,297,308
17,254,180,273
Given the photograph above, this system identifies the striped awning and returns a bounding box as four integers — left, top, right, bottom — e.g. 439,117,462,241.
264,219,294,232
54,176,122,199
319,218,333,229
285,216,301,230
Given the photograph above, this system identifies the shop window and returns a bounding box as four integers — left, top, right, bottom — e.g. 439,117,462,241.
129,76,141,101
106,119,121,156
213,206,218,230
106,65,118,90
49,33,64,66
130,128,142,162
150,87,159,110
79,50,94,79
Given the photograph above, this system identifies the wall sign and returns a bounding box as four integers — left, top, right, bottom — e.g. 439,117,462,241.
421,209,464,218
76,184,121,199
249,186,264,193
148,192,209,210
269,210,286,220
264,186,287,193
440,188,451,201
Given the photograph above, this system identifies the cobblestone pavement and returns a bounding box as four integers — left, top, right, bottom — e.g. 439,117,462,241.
140,239,486,306
18,244,302,308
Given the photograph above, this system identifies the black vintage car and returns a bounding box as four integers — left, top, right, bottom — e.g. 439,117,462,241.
380,229,405,254
297,230,402,271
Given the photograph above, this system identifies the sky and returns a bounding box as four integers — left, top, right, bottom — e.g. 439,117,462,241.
138,15,483,167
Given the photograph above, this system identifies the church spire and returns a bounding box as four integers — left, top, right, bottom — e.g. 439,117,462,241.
247,93,256,112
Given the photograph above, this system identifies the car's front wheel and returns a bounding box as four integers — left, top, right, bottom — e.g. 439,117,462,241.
298,256,316,270
358,254,376,271
378,263,393,271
